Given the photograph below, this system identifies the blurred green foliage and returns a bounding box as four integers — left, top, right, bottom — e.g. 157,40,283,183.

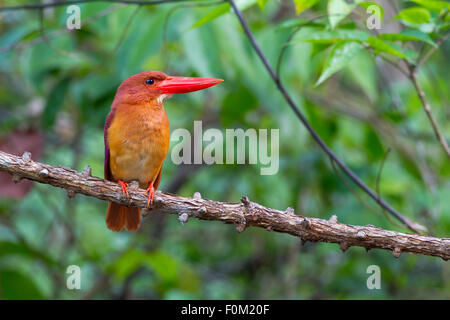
0,0,449,299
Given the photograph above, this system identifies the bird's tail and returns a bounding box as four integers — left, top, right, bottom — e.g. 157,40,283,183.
105,202,141,232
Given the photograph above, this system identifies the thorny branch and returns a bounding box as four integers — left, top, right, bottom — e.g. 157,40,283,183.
0,150,449,260
0,0,446,249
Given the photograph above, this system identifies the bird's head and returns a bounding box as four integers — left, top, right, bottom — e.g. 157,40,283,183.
115,71,223,105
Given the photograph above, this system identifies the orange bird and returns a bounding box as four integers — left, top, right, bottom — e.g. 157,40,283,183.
104,71,222,232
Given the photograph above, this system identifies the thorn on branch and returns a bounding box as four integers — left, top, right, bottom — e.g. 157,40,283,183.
241,196,259,222
141,208,151,217
81,165,92,177
153,195,163,204
238,197,250,232
393,247,402,258
197,206,207,214
22,151,31,162
300,218,310,229
340,242,350,252
236,222,246,233
66,189,76,199
241,196,250,206
12,174,22,184
39,168,49,177
240,196,253,226
179,213,189,224
285,207,295,215
129,181,139,190
329,214,338,223
193,192,202,200
356,231,366,240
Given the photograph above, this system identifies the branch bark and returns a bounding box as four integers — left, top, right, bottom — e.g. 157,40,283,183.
0,150,448,260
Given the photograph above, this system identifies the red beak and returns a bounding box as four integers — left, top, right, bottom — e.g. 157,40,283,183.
157,76,223,94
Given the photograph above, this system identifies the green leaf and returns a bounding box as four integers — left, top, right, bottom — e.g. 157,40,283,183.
0,241,57,266
190,3,230,29
345,50,377,102
410,0,450,12
221,85,257,126
396,7,432,24
316,41,363,85
277,18,324,29
294,29,370,43
364,128,385,160
110,249,178,284
380,29,437,47
359,1,384,22
0,25,33,49
0,270,45,299
293,0,320,15
328,0,362,29
109,249,146,280
257,0,269,10
145,252,178,284
440,20,450,32
191,0,257,29
41,77,70,129
367,36,418,63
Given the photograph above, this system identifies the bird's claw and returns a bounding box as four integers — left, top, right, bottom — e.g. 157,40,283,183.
118,180,130,199
146,182,154,208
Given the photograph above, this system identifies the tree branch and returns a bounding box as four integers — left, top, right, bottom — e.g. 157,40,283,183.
0,150,448,260
226,0,421,233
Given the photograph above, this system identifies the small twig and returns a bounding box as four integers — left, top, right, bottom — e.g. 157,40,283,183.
377,55,409,77
417,34,450,70
409,68,450,159
329,157,382,218
373,28,450,159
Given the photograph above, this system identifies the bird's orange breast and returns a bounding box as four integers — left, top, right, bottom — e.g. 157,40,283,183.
107,103,170,188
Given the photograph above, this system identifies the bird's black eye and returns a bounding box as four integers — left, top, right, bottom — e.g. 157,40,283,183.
145,78,154,85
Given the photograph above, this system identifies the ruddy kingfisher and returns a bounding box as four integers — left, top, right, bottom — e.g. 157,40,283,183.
104,71,223,231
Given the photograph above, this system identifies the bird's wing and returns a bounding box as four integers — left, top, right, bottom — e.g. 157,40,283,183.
104,110,115,181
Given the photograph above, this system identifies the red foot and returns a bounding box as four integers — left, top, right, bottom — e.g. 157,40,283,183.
118,180,129,198
146,182,154,207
